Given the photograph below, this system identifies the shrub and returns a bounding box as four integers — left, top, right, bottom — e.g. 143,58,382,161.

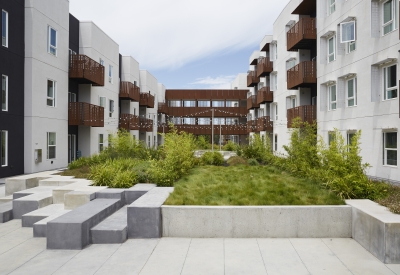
223,141,238,151
242,134,272,163
200,151,224,166
196,135,211,150
247,158,259,166
68,154,108,170
104,130,151,160
227,156,247,166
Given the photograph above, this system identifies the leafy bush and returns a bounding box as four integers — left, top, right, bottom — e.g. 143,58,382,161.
104,130,152,160
227,156,247,166
200,151,224,166
241,134,272,163
196,135,211,150
223,141,238,151
68,154,108,170
247,158,259,166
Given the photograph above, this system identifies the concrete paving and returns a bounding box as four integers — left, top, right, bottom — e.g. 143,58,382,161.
1,221,400,274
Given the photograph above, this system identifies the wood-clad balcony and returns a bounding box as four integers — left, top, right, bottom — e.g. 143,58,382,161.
256,57,273,77
119,114,139,131
256,87,273,105
287,61,316,90
160,125,248,135
167,107,247,117
287,18,316,52
247,71,260,87
68,102,104,127
69,54,105,86
139,93,155,108
158,103,168,114
287,105,316,128
139,117,153,132
247,120,257,133
120,81,140,102
247,95,260,110
256,116,273,132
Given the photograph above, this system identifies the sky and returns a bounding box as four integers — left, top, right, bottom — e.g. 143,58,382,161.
70,0,290,89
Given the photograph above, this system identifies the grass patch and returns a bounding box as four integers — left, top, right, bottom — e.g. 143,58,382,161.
164,165,345,206
377,185,400,214
57,166,90,178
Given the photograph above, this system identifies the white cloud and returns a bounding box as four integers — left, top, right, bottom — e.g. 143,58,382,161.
189,75,237,89
70,0,290,71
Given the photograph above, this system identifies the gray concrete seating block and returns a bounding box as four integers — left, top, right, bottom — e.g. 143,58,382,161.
52,181,95,204
5,171,59,196
13,186,56,200
0,201,13,223
33,210,70,237
96,189,126,205
22,204,66,227
47,199,122,249
13,193,53,219
0,195,13,204
38,176,76,186
125,184,156,205
64,186,107,210
128,187,173,238
91,206,128,244
346,199,400,264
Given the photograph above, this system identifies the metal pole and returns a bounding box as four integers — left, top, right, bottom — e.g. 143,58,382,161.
212,108,214,152
219,123,222,152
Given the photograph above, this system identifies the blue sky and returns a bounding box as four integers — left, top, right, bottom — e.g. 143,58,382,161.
70,0,290,89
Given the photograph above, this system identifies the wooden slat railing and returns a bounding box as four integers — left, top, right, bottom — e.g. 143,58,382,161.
257,57,273,77
256,116,273,132
69,54,105,86
140,93,155,108
287,18,316,51
287,105,316,128
256,87,273,104
167,107,247,117
119,114,140,131
68,102,104,127
247,70,260,87
120,81,140,102
159,124,247,135
247,95,260,110
287,61,316,89
247,120,257,133
158,103,168,114
139,117,153,132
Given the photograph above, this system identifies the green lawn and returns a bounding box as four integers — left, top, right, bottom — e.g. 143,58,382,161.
164,165,345,206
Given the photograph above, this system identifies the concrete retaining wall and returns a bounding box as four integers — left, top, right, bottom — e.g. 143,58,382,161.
162,206,352,238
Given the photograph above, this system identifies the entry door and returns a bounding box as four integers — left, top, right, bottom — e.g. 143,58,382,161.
68,134,76,163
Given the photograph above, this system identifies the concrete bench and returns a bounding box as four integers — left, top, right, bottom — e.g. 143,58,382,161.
5,171,59,196
52,180,94,204
13,192,53,219
125,184,156,205
13,186,57,200
22,204,67,227
0,202,13,223
127,187,174,238
91,206,128,244
64,186,107,210
346,199,400,264
38,176,76,186
0,195,13,204
47,199,122,249
96,189,126,205
33,210,70,237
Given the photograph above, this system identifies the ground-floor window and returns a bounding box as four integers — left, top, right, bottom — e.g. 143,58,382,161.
274,134,278,151
99,134,104,152
383,132,397,166
68,134,76,163
148,136,150,147
347,132,355,145
47,132,56,159
1,130,7,166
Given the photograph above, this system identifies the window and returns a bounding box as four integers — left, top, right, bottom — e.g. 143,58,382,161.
109,65,113,83
47,132,56,159
68,92,76,102
212,101,224,107
1,130,7,166
286,59,296,70
183,100,196,107
328,131,335,146
2,75,7,111
2,10,8,47
340,21,356,43
99,96,106,108
99,58,104,66
274,134,278,151
383,132,397,166
198,118,210,125
291,97,296,108
168,100,181,107
347,78,357,107
148,136,150,147
226,100,239,107
183,118,195,125
198,100,210,107
170,117,181,125
328,84,337,110
347,132,356,145
48,26,57,56
109,100,114,117
275,104,278,120
383,0,398,35
99,134,104,152
47,80,56,107
213,118,225,125
383,65,397,100
154,136,156,148
226,118,239,125
347,41,356,54
328,36,336,63
328,0,336,15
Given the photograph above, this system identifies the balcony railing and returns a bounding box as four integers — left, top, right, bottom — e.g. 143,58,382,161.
287,105,316,128
287,18,317,52
160,124,247,135
247,120,257,133
256,87,273,105
120,81,140,102
68,102,104,127
139,93,155,108
247,95,260,110
256,57,273,77
119,114,139,131
69,54,105,86
287,61,316,90
139,117,154,132
256,116,273,132
158,103,168,114
167,107,247,117
247,71,260,87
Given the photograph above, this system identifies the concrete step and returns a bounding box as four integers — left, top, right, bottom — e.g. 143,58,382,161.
125,184,156,205
0,195,13,205
47,198,123,249
13,186,57,200
33,210,70,237
64,186,107,210
0,201,13,223
38,176,76,186
5,170,59,196
22,204,68,227
91,206,128,244
52,180,94,204
96,189,126,205
13,192,53,219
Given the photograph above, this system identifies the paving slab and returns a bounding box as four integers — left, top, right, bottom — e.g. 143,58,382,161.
224,238,267,275
91,206,128,244
0,220,21,237
33,210,71,237
13,192,53,219
47,199,122,249
95,239,159,275
22,204,67,227
125,183,156,205
257,238,309,275
0,227,33,256
0,201,13,223
181,238,224,275
139,238,191,275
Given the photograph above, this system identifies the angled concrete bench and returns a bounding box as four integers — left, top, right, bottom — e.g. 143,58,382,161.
47,198,122,249
0,195,13,204
52,180,94,204
13,192,54,219
33,210,70,237
96,188,126,204
38,176,77,187
347,199,400,264
0,202,13,223
64,186,108,210
5,171,59,196
91,206,128,244
13,186,57,199
22,204,67,227
127,187,173,238
125,184,156,205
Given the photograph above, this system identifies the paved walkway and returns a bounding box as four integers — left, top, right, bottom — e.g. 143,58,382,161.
0,220,399,274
